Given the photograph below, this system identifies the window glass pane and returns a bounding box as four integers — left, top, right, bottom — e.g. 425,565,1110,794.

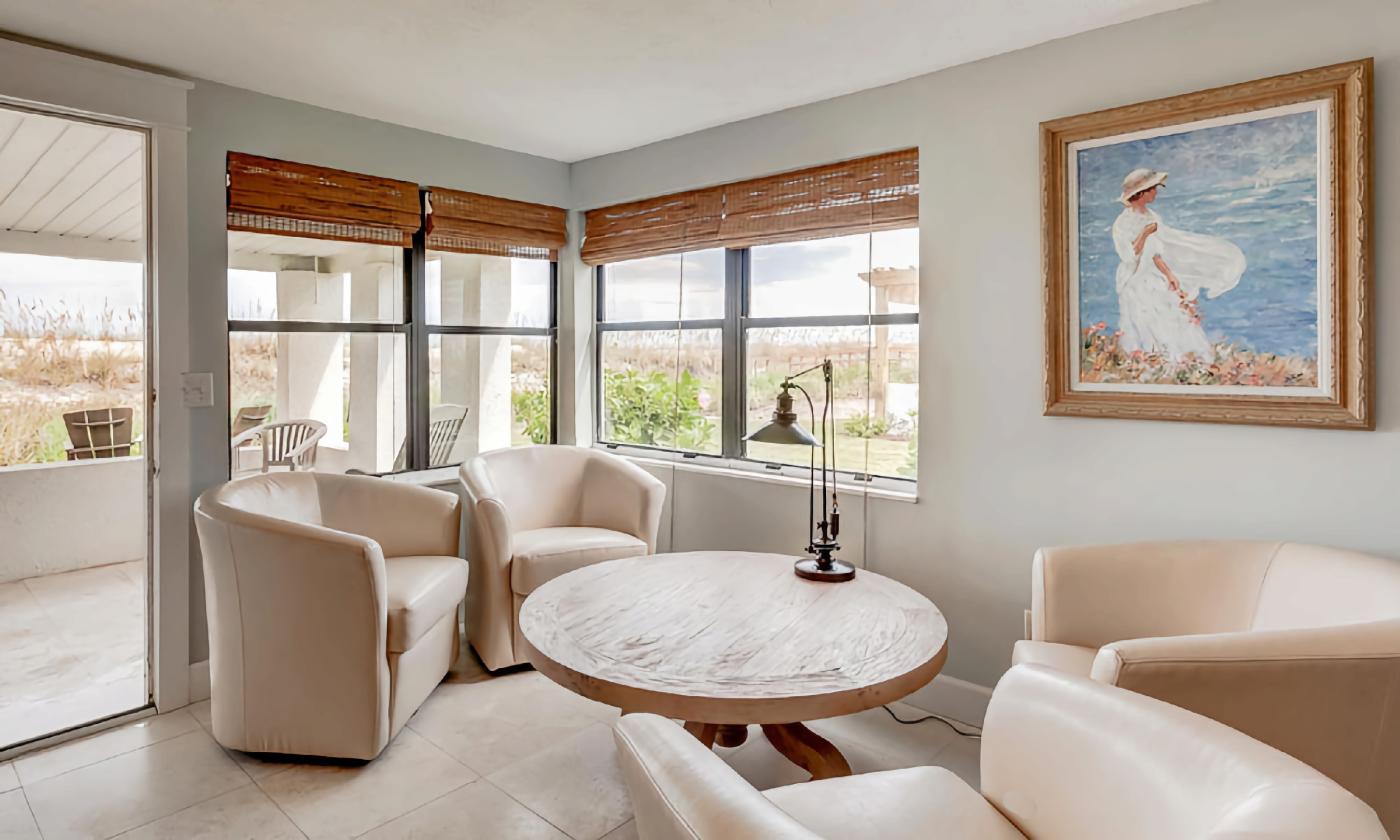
745,325,917,479
227,231,404,323
745,325,875,475
749,233,871,318
229,331,406,474
427,334,551,466
868,227,920,315
600,329,721,454
748,229,919,318
602,249,724,322
427,252,551,328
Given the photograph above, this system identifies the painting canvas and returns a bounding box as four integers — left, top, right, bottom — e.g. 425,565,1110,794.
1042,60,1371,428
1072,104,1326,394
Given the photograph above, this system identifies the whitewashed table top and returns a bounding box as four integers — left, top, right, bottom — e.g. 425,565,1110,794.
520,551,948,724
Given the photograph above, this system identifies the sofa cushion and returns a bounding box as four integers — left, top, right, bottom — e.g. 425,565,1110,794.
765,766,1025,840
384,555,468,653
510,527,648,595
1011,640,1097,677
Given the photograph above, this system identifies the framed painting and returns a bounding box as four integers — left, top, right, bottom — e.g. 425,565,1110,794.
1042,59,1372,428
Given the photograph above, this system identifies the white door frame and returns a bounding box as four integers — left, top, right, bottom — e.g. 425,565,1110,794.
0,37,194,714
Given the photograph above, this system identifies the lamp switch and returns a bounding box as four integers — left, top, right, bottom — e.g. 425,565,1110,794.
181,372,214,408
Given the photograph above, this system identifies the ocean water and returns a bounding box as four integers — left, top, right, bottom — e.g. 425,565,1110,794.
1076,110,1320,359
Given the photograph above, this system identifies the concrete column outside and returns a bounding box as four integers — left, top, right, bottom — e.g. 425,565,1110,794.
348,260,401,472
274,267,345,447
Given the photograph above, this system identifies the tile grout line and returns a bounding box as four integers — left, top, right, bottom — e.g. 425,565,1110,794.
95,781,257,840
18,785,42,840
482,777,581,840
13,712,199,789
347,777,478,839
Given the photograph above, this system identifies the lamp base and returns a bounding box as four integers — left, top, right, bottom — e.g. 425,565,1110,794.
794,557,856,583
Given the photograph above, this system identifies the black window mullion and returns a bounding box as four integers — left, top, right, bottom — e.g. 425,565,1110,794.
721,248,744,460
408,223,429,471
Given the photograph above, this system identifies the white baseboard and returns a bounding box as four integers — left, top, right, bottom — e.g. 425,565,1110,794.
189,660,210,703
900,673,993,728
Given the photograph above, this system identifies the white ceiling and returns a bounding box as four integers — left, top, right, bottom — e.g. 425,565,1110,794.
0,0,1202,163
0,108,144,243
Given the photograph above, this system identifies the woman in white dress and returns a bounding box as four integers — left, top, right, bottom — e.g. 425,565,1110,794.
1111,168,1246,361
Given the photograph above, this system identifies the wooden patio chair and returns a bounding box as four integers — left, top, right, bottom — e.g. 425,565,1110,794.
63,407,137,460
231,404,273,438
229,419,327,473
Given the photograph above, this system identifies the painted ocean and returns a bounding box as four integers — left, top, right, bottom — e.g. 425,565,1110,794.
1076,110,1319,360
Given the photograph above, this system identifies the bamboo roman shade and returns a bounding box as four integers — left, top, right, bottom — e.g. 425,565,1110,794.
579,186,725,266
580,149,918,265
227,152,421,247
425,188,567,260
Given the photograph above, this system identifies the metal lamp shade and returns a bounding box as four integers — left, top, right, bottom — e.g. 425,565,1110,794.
745,419,820,446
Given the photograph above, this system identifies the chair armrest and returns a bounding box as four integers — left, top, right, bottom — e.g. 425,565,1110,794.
613,715,819,840
459,458,514,564
1090,622,1400,807
318,476,462,558
229,425,263,450
1030,541,1277,648
284,434,320,466
981,665,1387,839
193,494,393,759
581,454,666,551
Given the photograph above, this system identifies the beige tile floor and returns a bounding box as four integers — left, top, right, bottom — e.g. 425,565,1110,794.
0,562,147,748
0,637,981,840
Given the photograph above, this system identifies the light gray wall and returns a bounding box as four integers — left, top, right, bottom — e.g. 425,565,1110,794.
186,81,570,661
570,0,1400,687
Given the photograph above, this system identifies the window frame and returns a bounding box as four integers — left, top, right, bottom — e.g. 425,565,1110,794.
227,207,559,477
593,235,918,486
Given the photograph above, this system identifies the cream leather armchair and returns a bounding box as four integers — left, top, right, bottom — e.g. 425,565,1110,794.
459,445,666,671
194,472,467,761
614,665,1386,840
1014,540,1400,833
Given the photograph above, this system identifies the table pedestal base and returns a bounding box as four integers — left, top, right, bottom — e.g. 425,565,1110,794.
684,720,852,780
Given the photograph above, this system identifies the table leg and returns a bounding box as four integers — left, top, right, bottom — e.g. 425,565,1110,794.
714,724,749,748
760,722,852,780
683,721,718,748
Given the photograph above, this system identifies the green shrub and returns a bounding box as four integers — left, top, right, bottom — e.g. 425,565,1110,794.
512,388,552,444
842,413,889,439
603,368,715,451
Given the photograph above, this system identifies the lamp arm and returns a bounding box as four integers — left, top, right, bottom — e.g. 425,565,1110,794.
789,382,819,549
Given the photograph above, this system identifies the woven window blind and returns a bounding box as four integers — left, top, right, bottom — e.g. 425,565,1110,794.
425,188,567,260
227,152,421,247
580,186,724,266
580,149,917,265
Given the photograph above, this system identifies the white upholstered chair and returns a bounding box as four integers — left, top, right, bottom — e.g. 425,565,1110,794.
194,472,467,760
459,445,666,671
614,665,1386,840
1014,540,1400,833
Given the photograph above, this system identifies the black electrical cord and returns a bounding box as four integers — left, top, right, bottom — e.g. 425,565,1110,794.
881,704,982,739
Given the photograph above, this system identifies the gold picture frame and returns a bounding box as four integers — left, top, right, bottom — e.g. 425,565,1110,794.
1042,59,1372,429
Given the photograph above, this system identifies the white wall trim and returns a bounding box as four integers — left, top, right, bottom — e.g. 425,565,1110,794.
900,674,993,728
189,660,211,703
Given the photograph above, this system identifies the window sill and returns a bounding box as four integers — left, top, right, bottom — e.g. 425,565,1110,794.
382,465,459,488
603,446,918,503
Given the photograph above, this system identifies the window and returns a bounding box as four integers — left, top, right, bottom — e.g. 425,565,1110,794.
425,253,555,467
595,228,919,481
226,155,561,476
228,232,409,474
596,250,724,455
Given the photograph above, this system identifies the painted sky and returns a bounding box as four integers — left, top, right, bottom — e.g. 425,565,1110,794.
1076,108,1321,357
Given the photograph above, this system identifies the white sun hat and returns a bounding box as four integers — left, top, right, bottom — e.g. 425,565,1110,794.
1119,168,1168,204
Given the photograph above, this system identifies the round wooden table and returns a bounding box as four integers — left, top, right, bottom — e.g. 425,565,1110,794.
519,550,948,779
